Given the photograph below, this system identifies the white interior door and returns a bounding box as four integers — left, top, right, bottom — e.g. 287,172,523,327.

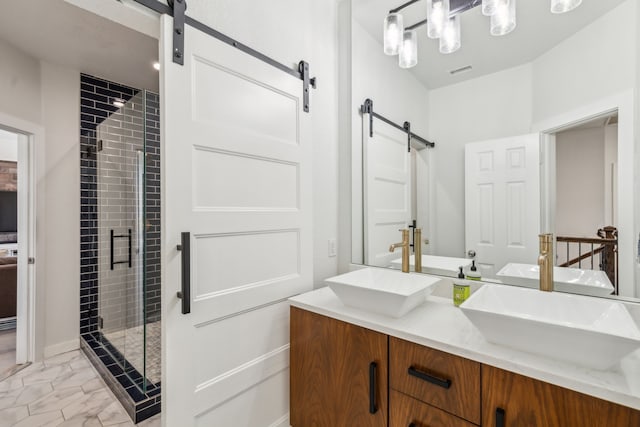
16,133,31,364
161,15,312,426
363,117,412,267
465,134,540,278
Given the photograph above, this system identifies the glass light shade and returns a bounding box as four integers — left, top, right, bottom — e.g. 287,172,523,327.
399,30,418,69
550,0,582,14
490,0,516,36
427,0,450,39
383,13,404,55
482,0,501,16
439,15,461,54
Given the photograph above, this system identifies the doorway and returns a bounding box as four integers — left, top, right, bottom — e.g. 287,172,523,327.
552,113,619,292
536,91,635,298
0,124,36,376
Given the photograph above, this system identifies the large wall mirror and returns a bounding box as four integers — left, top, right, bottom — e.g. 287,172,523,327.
345,0,640,301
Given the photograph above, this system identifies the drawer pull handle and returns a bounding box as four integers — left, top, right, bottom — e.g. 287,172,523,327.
496,407,505,427
369,362,378,414
408,366,452,389
408,424,416,427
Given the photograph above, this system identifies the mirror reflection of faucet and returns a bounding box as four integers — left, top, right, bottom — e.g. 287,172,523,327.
539,233,554,292
414,228,422,273
389,229,410,273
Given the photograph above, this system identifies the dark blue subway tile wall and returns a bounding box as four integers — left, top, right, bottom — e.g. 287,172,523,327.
79,73,138,337
145,91,161,323
79,74,161,423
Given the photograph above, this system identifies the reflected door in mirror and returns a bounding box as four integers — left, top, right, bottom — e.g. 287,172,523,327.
464,134,540,279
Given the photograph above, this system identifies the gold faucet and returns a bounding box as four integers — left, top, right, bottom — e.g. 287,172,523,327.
538,233,554,292
414,228,422,273
389,229,410,273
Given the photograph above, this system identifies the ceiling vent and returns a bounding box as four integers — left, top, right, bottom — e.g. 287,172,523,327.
450,65,473,75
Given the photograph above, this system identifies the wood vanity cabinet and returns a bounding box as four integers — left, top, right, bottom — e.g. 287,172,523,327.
482,365,640,427
290,307,388,427
291,308,640,427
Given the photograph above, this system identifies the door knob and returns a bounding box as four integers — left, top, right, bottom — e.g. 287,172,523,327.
467,250,476,258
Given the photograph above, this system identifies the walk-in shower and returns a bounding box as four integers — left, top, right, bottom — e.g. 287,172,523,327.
79,74,161,423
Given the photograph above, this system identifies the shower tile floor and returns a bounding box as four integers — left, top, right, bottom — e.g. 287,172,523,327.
103,321,161,385
0,349,160,426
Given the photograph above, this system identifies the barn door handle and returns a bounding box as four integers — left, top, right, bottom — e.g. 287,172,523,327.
369,362,378,414
176,232,191,314
496,407,506,427
408,366,451,389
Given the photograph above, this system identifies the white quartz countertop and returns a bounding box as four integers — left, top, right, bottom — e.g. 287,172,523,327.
289,286,640,411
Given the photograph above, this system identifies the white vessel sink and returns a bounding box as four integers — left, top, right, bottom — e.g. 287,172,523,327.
391,255,472,277
325,268,443,318
460,284,640,370
496,263,614,297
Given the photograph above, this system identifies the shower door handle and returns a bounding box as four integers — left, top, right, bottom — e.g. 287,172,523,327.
176,232,191,314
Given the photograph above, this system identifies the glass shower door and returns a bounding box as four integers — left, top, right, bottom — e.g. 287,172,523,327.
96,90,148,391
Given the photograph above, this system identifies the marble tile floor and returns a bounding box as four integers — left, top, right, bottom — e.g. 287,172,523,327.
0,349,161,426
0,329,17,377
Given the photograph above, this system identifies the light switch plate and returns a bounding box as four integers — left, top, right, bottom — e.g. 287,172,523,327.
328,238,337,257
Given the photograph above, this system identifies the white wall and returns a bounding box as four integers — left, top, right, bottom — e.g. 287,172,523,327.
555,127,605,238
351,20,430,264
427,64,532,257
0,129,18,161
531,0,637,124
40,62,80,357
0,40,41,125
0,37,80,360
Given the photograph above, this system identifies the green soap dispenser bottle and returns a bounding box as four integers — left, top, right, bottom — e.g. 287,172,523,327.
465,260,481,281
453,266,471,306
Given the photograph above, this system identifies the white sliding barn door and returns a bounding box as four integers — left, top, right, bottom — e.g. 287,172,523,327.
465,134,540,278
363,117,412,267
160,15,312,426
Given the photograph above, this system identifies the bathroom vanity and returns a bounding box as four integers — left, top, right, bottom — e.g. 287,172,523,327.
289,287,640,427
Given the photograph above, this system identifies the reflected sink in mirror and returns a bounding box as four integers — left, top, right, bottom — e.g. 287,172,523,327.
325,267,443,318
497,263,614,297
460,284,640,370
391,255,472,277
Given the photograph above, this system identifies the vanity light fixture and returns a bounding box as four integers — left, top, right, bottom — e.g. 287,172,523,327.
550,0,582,14
113,98,125,108
490,0,516,36
481,0,500,16
427,0,449,39
399,29,419,68
153,61,161,71
384,0,582,69
440,14,461,54
384,12,404,55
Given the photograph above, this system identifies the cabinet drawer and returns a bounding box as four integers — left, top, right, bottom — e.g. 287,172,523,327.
390,337,481,424
390,390,477,427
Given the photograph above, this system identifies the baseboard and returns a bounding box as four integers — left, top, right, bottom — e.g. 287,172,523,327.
44,337,80,359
